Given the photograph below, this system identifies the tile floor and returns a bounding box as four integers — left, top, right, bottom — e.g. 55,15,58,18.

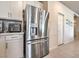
45,39,79,58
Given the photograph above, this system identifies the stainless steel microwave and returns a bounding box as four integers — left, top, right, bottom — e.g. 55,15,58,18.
8,23,21,32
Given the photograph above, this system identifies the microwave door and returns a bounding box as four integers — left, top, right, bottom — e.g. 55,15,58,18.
9,24,14,32
8,24,21,32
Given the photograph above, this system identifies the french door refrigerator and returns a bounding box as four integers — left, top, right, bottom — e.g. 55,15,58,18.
23,4,49,58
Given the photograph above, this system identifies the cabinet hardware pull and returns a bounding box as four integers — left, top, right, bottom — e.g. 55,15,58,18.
6,43,8,49
8,12,10,17
11,37,17,38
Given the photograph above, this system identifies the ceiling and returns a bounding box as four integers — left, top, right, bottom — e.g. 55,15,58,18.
60,1,79,15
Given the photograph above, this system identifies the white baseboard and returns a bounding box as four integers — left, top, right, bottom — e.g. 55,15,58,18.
64,39,74,44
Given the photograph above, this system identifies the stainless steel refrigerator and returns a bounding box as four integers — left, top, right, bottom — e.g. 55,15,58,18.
23,4,49,58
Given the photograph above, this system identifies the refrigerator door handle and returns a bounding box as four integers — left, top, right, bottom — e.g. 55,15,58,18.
27,40,48,45
27,41,42,44
41,36,48,39
32,36,48,39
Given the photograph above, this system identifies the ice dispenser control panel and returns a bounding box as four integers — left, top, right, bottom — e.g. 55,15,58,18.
31,24,38,36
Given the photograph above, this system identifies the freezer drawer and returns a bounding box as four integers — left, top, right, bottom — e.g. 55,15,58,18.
26,40,41,58
26,39,49,58
40,39,49,57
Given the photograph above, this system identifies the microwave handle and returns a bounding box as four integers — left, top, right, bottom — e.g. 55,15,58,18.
20,24,21,32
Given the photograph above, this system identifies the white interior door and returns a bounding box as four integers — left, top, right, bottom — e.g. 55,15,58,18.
58,13,64,45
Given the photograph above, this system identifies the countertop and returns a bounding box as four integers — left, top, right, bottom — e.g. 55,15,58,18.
0,32,24,36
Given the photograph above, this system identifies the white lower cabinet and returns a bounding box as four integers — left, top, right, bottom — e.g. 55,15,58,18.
6,39,23,58
0,36,6,57
0,34,23,58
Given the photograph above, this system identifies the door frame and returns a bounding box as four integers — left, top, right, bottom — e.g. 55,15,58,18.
57,12,64,46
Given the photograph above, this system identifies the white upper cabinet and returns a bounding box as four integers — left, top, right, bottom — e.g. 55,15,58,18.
0,2,10,19
0,1,23,20
0,1,43,20
10,1,23,20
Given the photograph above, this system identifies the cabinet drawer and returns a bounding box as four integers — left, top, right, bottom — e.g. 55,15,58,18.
6,35,19,41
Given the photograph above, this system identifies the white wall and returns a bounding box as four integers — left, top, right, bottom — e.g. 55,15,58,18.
48,1,74,51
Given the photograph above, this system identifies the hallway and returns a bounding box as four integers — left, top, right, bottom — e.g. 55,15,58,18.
45,39,79,58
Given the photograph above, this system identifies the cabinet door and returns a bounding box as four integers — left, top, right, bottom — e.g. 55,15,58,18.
10,1,23,20
0,36,6,57
0,2,10,19
6,39,23,58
